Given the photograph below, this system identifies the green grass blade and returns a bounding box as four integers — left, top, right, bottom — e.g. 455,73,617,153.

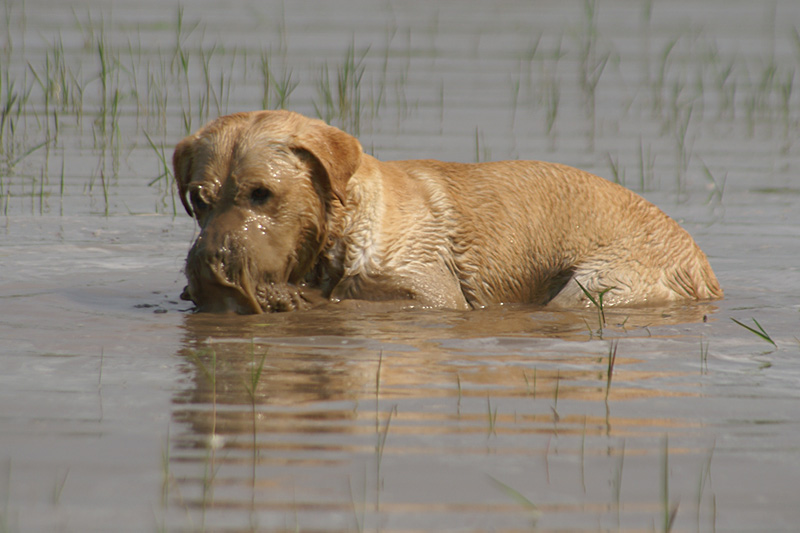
575,279,599,308
8,139,50,168
488,475,540,522
731,318,776,347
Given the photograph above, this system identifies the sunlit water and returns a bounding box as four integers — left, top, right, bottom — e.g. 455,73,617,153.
1,0,800,531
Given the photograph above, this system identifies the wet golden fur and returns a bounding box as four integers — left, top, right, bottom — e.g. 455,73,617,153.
173,110,722,313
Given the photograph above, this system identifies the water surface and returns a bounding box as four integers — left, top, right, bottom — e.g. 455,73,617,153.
2,0,800,531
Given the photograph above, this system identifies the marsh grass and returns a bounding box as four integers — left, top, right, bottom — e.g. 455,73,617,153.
577,0,611,148
4,3,800,530
375,350,383,401
157,426,191,531
243,342,267,511
348,472,367,533
535,35,564,143
488,475,540,525
673,103,694,195
3,3,799,216
184,344,223,526
160,427,172,507
486,396,498,437
243,343,267,418
605,340,618,401
576,280,614,336
51,468,69,506
0,74,19,153
696,442,716,531
260,48,299,111
3,139,49,175
700,339,710,374
552,369,561,420
607,151,624,185
638,137,655,191
144,130,178,214
455,371,462,414
712,56,737,121
700,159,726,205
731,317,777,348
652,38,679,117
523,368,537,399
314,43,368,136
544,70,561,141
474,127,491,163
186,345,219,439
1,69,39,176
661,435,680,532
376,404,396,493
612,439,625,525
509,64,521,131
1,178,8,217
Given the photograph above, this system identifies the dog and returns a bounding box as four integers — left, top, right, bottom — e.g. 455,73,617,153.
173,110,722,314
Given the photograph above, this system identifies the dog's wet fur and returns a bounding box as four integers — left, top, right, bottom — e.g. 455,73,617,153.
173,110,722,314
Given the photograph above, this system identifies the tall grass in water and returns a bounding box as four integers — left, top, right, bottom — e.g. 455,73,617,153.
260,48,299,110
242,342,267,508
696,442,716,530
605,340,618,401
4,3,799,222
314,43,368,136
731,317,777,348
576,280,614,337
486,396,498,437
699,339,710,374
144,130,178,215
661,435,679,532
577,0,611,149
611,439,625,525
88,17,122,216
185,345,221,521
1,67,37,174
488,475,541,525
474,127,492,163
701,159,726,205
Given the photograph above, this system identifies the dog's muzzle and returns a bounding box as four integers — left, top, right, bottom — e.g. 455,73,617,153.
182,231,264,314
182,230,322,314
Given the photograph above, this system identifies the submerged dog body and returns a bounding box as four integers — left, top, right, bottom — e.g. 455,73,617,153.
173,110,722,314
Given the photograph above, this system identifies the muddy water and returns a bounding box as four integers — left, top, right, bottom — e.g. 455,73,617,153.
2,0,800,531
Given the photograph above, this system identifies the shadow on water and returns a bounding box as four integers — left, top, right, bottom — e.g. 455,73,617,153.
165,302,719,530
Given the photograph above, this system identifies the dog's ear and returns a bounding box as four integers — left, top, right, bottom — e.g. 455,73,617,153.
172,134,198,217
291,120,362,206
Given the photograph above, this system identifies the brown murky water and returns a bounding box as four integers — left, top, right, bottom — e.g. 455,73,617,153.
2,0,800,531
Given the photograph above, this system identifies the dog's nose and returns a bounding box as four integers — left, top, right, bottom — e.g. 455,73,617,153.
184,231,264,314
183,263,263,314
193,286,262,314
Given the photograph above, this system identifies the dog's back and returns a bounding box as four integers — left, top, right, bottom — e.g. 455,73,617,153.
385,159,722,308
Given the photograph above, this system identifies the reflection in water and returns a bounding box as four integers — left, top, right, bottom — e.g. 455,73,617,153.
165,303,718,531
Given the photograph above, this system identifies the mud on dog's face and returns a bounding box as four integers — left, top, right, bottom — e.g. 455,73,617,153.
173,111,361,313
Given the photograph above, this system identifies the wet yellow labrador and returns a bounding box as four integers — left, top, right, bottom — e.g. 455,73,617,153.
173,110,722,314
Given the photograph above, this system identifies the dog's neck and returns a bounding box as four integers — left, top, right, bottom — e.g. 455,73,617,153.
309,155,386,298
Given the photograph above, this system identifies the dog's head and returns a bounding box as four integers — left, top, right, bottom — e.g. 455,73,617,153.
173,111,362,313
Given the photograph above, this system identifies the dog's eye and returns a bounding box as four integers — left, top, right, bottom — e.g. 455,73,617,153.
190,189,210,213
250,187,272,206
